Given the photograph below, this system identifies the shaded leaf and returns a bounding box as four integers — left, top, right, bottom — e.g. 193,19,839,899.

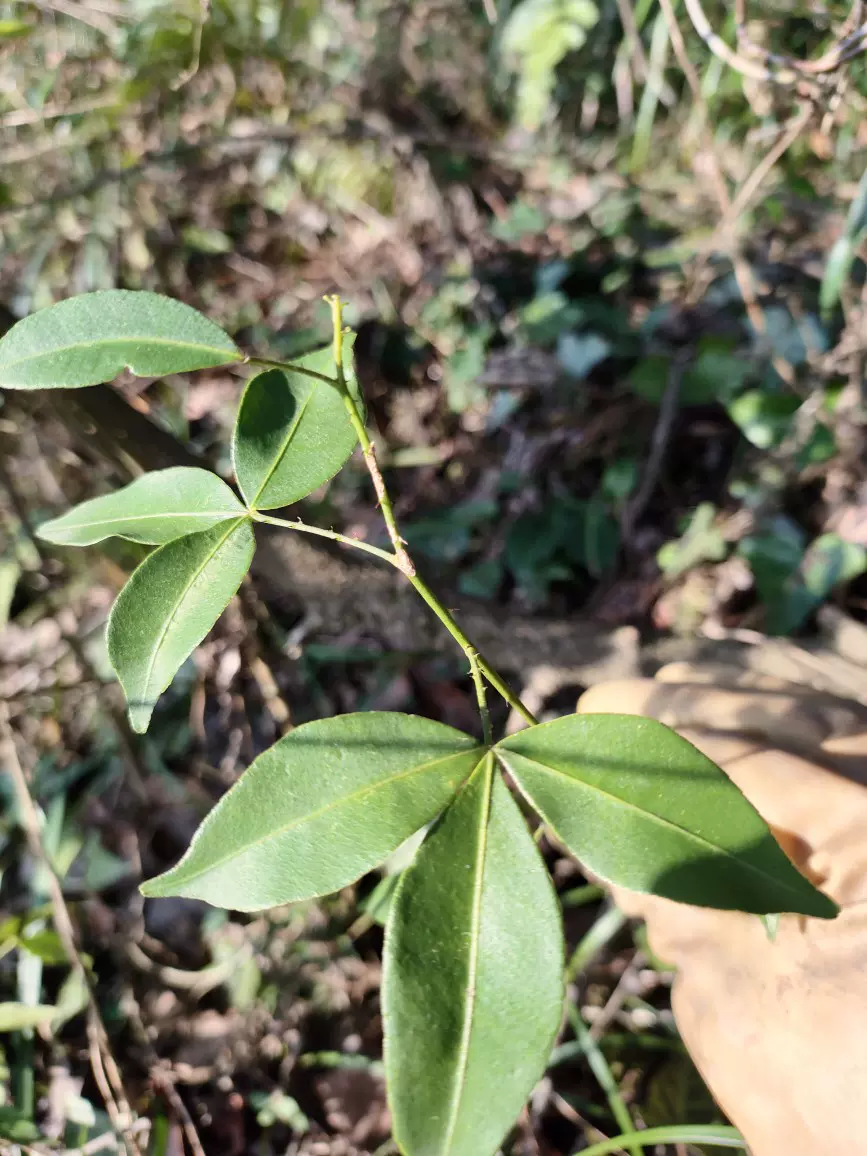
107,518,255,732
18,929,66,965
496,714,837,916
38,468,245,546
142,713,483,909
657,503,727,578
803,532,867,597
820,236,857,319
557,332,611,379
0,1002,59,1031
727,389,799,449
0,1108,41,1143
0,291,240,389
0,559,19,629
233,338,358,510
383,756,564,1156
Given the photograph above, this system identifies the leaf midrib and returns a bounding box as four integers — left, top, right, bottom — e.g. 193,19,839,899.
154,745,486,892
0,334,238,374
47,508,242,535
495,747,811,902
249,383,314,507
440,755,492,1155
140,518,245,709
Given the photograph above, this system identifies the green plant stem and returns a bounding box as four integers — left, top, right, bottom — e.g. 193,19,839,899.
245,356,339,389
406,570,538,727
467,648,492,745
250,512,397,566
244,303,540,731
326,296,416,578
566,1005,640,1156
576,1124,747,1155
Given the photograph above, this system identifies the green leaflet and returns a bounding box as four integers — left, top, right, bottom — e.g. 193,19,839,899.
383,756,564,1156
107,518,255,732
233,337,359,510
38,468,246,546
0,291,240,389
142,713,483,909
496,714,838,918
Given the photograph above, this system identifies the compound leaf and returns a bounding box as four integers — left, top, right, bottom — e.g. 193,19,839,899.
142,713,483,909
496,714,837,918
383,756,564,1156
0,291,240,389
233,337,358,510
38,468,246,546
108,518,254,732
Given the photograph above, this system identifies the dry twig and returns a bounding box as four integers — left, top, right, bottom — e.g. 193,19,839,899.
1,705,143,1154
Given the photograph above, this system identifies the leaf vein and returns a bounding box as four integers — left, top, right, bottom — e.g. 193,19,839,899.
441,755,492,1155
158,746,485,890
140,518,245,711
0,335,238,375
496,750,809,900
250,384,314,508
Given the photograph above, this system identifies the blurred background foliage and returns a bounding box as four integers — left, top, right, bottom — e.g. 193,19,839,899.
3,0,867,1152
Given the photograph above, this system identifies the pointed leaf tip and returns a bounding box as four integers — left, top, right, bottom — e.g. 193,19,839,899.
108,518,255,732
37,468,245,546
496,713,838,919
141,713,482,909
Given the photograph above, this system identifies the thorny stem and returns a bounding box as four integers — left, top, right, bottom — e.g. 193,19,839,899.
245,355,339,389
326,295,417,578
405,571,538,728
250,511,397,566
243,302,540,732
467,648,492,745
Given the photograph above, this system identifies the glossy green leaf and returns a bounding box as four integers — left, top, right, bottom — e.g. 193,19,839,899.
383,756,564,1156
0,1002,59,1031
819,235,856,319
233,337,359,510
0,291,240,389
38,468,245,546
107,518,254,732
142,713,482,909
496,714,838,917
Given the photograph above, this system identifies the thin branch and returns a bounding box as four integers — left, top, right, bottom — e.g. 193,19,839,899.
0,93,123,129
171,0,210,91
715,102,814,241
621,358,683,544
1,706,143,1154
468,649,492,745
657,0,802,387
245,355,343,390
253,304,539,728
251,511,398,566
325,295,417,577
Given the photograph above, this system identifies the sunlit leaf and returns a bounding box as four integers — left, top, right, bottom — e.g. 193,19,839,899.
496,714,838,916
38,468,246,546
0,1002,59,1031
233,337,358,509
0,291,240,389
384,756,564,1156
0,560,19,629
142,713,482,909
107,518,254,732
